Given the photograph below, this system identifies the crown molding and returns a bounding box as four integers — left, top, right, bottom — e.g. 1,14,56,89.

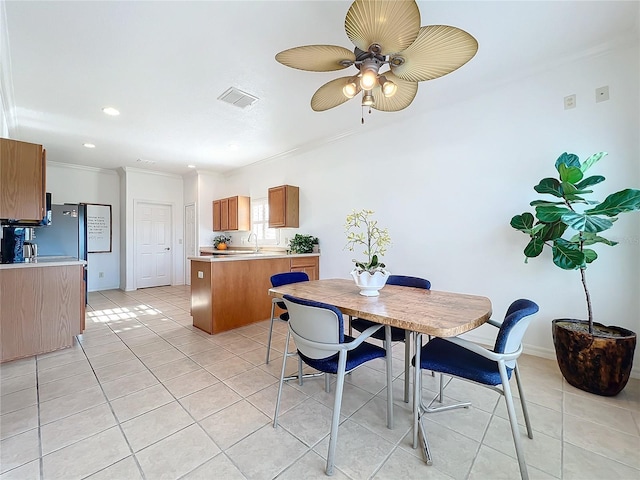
48,161,118,175
120,165,183,179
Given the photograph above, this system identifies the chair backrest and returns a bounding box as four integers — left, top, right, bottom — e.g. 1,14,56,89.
271,271,309,288
494,299,539,366
387,275,431,290
282,294,344,359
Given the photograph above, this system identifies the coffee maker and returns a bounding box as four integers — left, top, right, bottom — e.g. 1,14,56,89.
1,227,26,263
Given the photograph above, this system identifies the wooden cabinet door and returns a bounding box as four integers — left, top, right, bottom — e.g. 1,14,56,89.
290,256,319,280
0,138,45,221
213,200,221,231
228,196,238,230
220,198,229,231
269,185,299,228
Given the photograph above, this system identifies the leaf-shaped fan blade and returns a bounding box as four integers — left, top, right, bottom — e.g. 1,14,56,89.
345,0,420,56
311,77,362,112
371,71,417,112
390,25,478,82
275,45,356,72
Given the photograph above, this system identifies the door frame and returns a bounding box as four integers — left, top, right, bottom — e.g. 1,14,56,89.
133,199,174,290
184,202,196,286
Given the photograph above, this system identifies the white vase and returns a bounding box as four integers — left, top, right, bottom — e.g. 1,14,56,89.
351,269,390,297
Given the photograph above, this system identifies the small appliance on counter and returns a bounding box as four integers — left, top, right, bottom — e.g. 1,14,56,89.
1,227,26,263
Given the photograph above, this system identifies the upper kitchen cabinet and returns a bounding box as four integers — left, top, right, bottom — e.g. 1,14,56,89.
268,185,299,228
0,138,46,222
213,195,250,231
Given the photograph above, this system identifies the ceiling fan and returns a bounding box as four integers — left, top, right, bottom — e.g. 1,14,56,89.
275,0,478,120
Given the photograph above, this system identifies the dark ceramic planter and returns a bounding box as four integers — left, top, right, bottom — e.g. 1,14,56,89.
552,319,637,396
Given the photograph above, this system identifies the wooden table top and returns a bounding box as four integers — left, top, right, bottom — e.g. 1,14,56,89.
269,278,492,337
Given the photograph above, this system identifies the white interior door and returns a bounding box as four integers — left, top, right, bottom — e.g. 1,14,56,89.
184,203,196,285
136,202,172,288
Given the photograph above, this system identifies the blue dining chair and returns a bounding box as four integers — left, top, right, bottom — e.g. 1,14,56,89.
350,275,431,402
413,298,539,480
265,271,310,365
274,294,394,476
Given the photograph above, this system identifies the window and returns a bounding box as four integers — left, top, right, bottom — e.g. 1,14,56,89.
251,198,279,245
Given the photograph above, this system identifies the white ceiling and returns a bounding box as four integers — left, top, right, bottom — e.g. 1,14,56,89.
2,1,638,176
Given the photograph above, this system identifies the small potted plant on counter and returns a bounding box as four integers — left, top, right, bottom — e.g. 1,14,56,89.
344,209,392,296
510,151,640,396
289,234,315,254
213,234,231,250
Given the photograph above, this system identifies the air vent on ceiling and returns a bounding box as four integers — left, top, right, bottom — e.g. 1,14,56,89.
217,87,259,109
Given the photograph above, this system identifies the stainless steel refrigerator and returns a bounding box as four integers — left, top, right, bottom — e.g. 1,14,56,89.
35,203,88,300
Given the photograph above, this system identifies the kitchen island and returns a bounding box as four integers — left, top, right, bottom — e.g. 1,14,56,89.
0,257,86,363
189,252,319,334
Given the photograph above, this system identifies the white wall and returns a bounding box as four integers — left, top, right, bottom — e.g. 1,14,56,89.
196,171,225,248
46,163,120,292
120,167,185,291
211,42,640,370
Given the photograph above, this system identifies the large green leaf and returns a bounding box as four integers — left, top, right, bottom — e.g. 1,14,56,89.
585,189,640,217
510,213,535,232
575,175,605,190
524,237,544,258
583,248,598,263
534,178,563,197
535,205,571,222
555,152,581,172
552,238,585,270
558,164,584,184
540,221,568,241
561,212,614,233
571,232,618,246
580,152,607,173
530,200,564,206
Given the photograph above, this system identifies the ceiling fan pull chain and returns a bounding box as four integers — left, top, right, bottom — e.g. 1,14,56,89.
361,106,365,124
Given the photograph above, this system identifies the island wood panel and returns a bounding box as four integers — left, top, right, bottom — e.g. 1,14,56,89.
0,264,83,363
191,257,291,334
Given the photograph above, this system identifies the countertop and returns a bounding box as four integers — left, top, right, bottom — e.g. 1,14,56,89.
0,256,87,269
190,252,320,262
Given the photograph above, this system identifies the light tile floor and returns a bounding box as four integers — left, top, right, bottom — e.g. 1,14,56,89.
1,285,639,480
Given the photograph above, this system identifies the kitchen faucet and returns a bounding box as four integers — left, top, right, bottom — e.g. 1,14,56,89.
247,232,259,252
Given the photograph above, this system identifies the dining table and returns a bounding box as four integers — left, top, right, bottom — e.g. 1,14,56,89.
268,278,493,465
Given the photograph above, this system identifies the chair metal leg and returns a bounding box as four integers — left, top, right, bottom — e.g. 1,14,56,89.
514,363,533,439
499,360,529,480
326,350,348,476
325,372,330,393
413,333,422,449
385,325,394,429
265,302,277,364
273,330,291,428
298,356,303,386
404,330,411,403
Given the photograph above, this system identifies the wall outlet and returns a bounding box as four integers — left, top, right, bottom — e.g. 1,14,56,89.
595,86,609,103
564,94,576,110
98,272,104,278
198,271,204,279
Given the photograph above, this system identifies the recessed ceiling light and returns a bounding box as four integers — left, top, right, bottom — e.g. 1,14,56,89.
83,143,96,149
187,165,196,169
102,106,120,116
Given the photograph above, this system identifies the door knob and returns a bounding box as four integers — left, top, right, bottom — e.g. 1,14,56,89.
165,247,171,251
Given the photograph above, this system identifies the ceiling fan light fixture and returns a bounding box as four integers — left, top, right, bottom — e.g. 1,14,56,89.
379,76,398,97
359,69,378,90
343,80,358,98
362,92,375,107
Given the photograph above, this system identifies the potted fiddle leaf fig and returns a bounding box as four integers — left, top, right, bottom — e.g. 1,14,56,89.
510,151,640,396
344,209,392,296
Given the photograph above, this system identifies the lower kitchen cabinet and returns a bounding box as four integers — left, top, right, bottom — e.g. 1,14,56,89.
0,263,85,363
290,255,319,280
